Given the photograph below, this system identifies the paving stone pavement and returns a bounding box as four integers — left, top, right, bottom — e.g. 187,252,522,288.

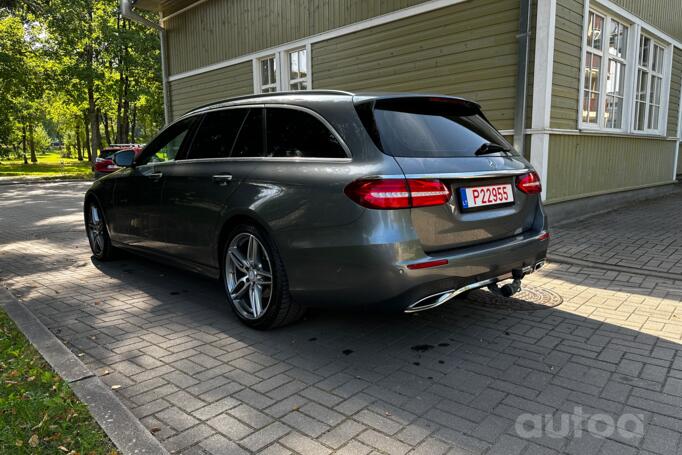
551,187,682,277
2,182,682,455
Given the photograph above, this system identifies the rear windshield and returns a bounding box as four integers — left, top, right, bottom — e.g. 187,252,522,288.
99,148,122,159
362,98,515,158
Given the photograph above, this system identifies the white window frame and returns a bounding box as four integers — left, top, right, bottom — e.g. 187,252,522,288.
633,34,666,133
578,2,674,137
253,43,312,94
257,55,278,93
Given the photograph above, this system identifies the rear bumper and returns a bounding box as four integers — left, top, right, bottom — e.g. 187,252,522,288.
286,228,549,311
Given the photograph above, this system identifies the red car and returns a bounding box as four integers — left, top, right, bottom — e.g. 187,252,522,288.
94,144,144,178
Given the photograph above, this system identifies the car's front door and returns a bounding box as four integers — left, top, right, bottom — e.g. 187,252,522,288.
161,107,264,270
111,117,197,251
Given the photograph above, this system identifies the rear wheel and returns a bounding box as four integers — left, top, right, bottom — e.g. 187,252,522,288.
85,201,116,261
222,224,304,329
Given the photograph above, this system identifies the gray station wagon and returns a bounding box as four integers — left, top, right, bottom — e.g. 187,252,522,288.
84,91,549,329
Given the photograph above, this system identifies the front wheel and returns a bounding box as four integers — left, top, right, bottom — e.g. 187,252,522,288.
85,200,117,261
222,224,304,329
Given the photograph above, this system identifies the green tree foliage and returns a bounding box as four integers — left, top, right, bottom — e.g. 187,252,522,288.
0,0,163,165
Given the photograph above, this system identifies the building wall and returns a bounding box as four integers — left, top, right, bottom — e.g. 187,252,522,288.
312,0,521,131
668,48,682,137
164,0,432,76
169,61,253,119
551,0,582,130
546,134,677,202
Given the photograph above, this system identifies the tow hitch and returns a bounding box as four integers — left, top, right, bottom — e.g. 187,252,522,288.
488,261,545,298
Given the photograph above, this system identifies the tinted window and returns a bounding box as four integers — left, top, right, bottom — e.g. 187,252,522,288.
138,117,196,164
188,109,248,159
266,108,346,158
369,98,515,158
231,108,264,158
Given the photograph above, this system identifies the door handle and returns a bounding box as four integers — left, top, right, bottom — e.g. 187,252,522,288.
212,174,233,186
147,172,163,181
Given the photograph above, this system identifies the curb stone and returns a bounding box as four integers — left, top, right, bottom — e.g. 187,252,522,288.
0,287,169,455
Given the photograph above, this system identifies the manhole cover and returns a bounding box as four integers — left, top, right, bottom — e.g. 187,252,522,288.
467,284,563,310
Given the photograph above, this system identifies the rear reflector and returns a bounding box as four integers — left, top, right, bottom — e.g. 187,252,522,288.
407,259,448,270
345,178,451,209
516,171,542,194
539,231,550,241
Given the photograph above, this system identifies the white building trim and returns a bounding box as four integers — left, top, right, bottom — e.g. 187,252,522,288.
167,0,469,82
529,0,557,201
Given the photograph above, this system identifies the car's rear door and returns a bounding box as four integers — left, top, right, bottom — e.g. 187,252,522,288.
161,107,263,270
361,96,539,254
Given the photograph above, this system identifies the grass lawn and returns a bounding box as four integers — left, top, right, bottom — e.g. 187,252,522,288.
0,309,117,454
0,151,93,180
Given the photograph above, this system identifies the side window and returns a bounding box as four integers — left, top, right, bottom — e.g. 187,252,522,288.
188,109,248,159
231,108,265,158
139,117,195,164
265,108,346,158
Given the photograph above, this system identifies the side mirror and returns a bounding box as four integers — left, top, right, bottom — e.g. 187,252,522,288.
113,149,136,167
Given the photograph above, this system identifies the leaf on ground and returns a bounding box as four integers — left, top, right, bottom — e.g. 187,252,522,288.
28,434,39,447
110,385,121,390
58,445,69,452
150,427,161,434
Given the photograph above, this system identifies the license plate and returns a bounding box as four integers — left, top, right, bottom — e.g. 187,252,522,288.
459,184,514,209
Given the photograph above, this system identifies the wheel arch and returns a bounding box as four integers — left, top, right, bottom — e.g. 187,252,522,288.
216,210,279,274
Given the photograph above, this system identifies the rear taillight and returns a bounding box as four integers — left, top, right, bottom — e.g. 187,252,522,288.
516,171,542,194
345,178,451,209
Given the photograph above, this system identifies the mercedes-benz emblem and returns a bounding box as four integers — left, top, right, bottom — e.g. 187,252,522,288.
487,159,496,169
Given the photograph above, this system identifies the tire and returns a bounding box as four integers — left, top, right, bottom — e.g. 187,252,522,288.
85,200,117,261
222,224,304,329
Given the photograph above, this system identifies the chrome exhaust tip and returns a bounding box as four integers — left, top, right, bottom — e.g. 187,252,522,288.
534,260,545,271
405,276,500,313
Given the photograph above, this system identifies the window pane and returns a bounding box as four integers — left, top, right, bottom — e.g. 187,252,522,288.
583,91,599,124
289,81,307,91
371,98,515,158
608,20,627,58
604,95,623,129
639,35,651,67
260,57,276,88
298,49,307,78
634,70,648,130
606,59,625,97
231,109,264,158
648,105,660,130
584,52,601,92
289,51,299,80
265,108,346,158
652,45,664,73
140,118,195,164
588,12,604,49
188,109,248,160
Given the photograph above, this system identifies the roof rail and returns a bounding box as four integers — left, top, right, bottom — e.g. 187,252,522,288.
187,90,355,114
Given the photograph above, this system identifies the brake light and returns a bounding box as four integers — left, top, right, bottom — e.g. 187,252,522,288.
516,171,542,194
345,178,451,209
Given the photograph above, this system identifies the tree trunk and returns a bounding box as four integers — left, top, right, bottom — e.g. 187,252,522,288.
84,114,92,162
129,104,137,143
75,119,83,161
86,2,99,168
22,123,28,165
29,123,37,163
102,111,112,145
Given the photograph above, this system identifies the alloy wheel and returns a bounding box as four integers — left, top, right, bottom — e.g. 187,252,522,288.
224,233,273,320
87,205,105,256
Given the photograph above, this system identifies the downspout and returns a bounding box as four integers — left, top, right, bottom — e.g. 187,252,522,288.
120,0,172,125
513,0,532,155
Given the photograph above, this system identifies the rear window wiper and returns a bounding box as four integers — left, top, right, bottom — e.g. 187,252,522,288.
474,143,512,156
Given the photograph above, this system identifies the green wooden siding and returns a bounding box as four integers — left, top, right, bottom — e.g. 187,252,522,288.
165,0,432,75
169,61,253,119
668,48,682,137
611,0,682,43
552,0,583,130
546,134,676,202
312,0,520,131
